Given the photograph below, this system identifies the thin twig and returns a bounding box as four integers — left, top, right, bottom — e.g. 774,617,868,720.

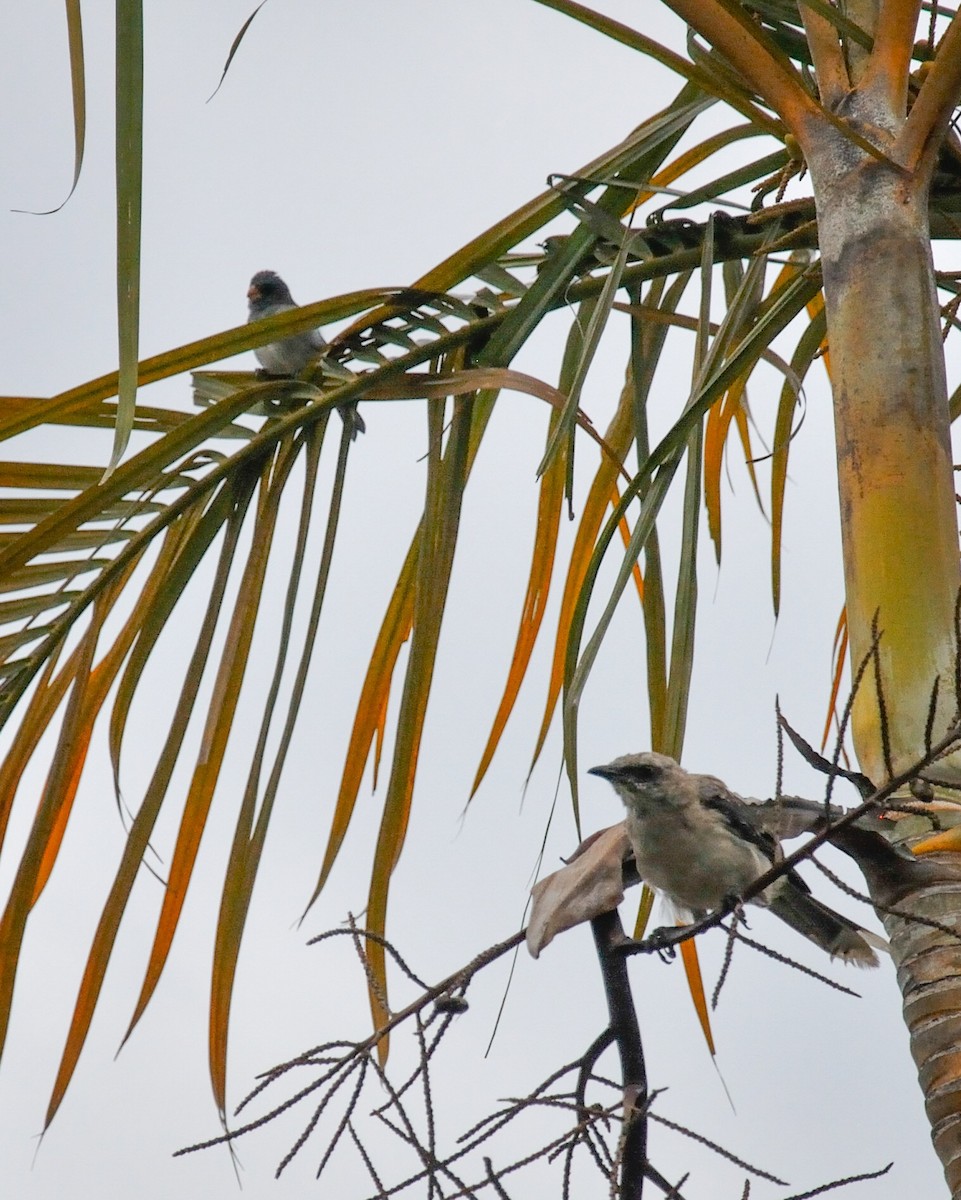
310,922,430,989
811,854,961,948
315,1056,369,1182
711,904,743,1009
782,1160,892,1199
722,925,859,997
349,1118,387,1196
648,1112,786,1185
870,612,894,781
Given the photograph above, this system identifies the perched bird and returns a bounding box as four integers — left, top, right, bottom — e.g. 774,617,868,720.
588,751,882,966
246,270,365,438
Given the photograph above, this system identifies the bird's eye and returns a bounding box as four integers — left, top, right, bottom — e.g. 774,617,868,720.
629,764,659,783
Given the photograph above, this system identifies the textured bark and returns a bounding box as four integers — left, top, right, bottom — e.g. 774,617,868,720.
837,821,961,1195
886,881,961,1194
863,844,959,1190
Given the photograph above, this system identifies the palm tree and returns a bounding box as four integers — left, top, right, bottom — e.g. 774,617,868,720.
5,1,961,1192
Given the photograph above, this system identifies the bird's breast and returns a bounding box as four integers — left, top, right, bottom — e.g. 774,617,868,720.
625,805,771,914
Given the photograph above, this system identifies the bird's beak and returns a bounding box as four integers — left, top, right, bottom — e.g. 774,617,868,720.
247,284,260,301
587,763,618,781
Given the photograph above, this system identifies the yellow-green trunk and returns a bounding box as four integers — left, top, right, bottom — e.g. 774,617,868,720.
810,146,960,782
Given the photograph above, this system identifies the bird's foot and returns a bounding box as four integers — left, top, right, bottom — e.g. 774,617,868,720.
721,894,750,926
645,925,681,962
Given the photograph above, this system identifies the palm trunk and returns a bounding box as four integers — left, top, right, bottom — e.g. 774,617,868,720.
806,125,961,784
841,823,961,1195
660,3,961,1188
805,104,961,1193
882,873,961,1192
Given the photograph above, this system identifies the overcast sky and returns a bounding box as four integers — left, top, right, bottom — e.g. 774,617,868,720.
0,3,953,1197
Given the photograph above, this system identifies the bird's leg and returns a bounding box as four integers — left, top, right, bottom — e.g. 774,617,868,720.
610,922,702,960
646,926,684,961
721,893,751,926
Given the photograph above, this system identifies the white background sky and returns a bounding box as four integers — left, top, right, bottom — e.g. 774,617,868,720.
0,2,952,1197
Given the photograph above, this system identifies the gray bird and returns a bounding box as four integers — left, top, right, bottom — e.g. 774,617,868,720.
246,270,365,439
588,751,882,967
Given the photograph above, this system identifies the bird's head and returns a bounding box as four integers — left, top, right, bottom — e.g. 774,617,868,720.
588,751,683,810
247,270,295,309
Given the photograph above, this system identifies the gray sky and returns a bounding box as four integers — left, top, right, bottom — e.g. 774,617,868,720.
0,3,950,1196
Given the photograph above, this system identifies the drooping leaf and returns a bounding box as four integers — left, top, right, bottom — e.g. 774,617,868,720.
123,443,300,1044
771,295,827,614
821,609,849,755
365,391,475,1049
0,595,108,1068
562,261,821,778
208,1,269,100
470,302,593,799
108,0,144,476
45,475,258,1127
208,422,339,1116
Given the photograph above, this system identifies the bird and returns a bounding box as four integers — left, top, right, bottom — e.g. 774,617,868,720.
588,751,883,966
246,270,365,439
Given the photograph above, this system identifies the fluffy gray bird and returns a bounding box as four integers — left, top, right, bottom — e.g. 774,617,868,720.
246,270,365,439
588,751,881,966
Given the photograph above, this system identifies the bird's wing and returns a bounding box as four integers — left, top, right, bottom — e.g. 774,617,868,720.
700,785,779,864
742,794,846,840
700,785,826,896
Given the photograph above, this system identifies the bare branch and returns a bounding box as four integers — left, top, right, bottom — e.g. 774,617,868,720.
592,909,648,1197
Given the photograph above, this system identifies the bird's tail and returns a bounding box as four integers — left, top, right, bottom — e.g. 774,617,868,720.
769,886,885,967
